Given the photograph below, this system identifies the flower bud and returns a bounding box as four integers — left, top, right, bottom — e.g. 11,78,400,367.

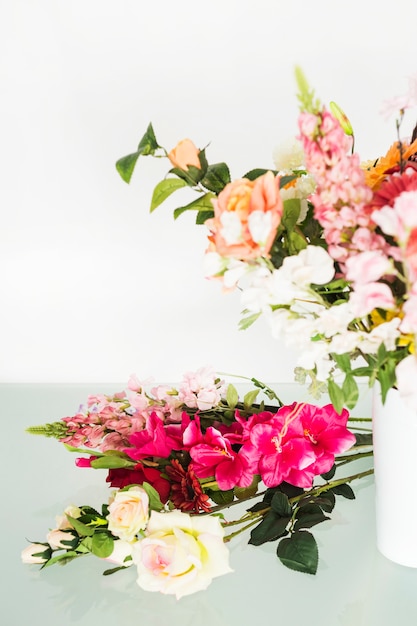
329,101,354,136
168,139,201,171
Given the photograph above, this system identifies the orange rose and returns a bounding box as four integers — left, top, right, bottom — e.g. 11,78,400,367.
168,139,201,171
205,171,283,260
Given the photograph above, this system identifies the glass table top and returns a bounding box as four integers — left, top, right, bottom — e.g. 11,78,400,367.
3,382,417,626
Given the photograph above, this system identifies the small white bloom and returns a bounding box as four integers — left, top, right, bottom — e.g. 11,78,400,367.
273,137,305,171
314,302,355,338
247,210,273,245
219,211,242,245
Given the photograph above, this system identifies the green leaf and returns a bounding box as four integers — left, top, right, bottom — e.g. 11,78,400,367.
342,375,359,410
242,168,278,181
249,511,290,546
226,383,239,409
312,492,336,513
279,174,299,188
331,353,352,372
293,504,330,530
234,475,260,500
103,565,131,576
354,432,373,446
238,312,261,330
150,178,188,212
208,489,234,506
173,192,215,220
243,389,260,410
91,533,114,559
141,482,164,512
277,530,318,574
116,123,161,183
282,198,301,232
350,366,374,377
331,483,355,500
320,464,336,481
43,551,80,568
90,456,136,470
327,379,345,414
66,515,95,537
137,123,160,155
270,491,292,517
196,209,214,224
201,162,231,193
287,230,308,254
115,152,142,184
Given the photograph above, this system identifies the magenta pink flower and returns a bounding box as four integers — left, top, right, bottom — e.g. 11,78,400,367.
125,412,183,461
240,402,355,488
189,425,253,490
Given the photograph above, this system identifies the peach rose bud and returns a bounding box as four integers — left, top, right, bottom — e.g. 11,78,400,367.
168,139,201,171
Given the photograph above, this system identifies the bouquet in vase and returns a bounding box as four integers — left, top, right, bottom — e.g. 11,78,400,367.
115,68,417,413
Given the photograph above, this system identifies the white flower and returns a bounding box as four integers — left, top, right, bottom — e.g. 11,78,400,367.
219,211,242,244
248,210,274,245
133,510,232,599
314,302,355,338
272,137,305,171
107,486,149,542
359,318,401,354
46,529,76,550
281,245,335,287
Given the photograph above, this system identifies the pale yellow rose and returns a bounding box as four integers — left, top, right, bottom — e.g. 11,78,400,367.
107,486,149,542
21,543,49,564
133,510,232,599
46,529,76,550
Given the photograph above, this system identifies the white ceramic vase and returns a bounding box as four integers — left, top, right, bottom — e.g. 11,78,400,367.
372,385,417,567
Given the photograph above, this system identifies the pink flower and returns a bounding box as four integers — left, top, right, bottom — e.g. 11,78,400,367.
345,250,393,286
349,282,396,317
240,403,355,489
189,425,253,490
125,412,182,461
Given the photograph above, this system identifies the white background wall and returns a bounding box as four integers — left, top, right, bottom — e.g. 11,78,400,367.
2,0,417,383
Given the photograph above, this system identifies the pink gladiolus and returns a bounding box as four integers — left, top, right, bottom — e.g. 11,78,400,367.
125,412,183,461
240,403,355,489
189,426,253,490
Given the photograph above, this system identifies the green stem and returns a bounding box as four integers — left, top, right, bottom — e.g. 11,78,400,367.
222,468,374,534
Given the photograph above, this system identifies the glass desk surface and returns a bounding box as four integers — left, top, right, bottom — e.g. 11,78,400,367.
2,383,417,626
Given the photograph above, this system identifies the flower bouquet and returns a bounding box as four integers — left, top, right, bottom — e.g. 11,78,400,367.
23,68,417,596
22,366,372,598
115,68,417,413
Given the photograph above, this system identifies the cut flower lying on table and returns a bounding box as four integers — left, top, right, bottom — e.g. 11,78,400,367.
22,366,372,598
116,68,417,413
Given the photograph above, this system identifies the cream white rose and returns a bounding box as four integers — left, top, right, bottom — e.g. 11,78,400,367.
103,539,135,568
46,529,77,550
21,543,50,564
132,510,233,599
107,486,149,542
